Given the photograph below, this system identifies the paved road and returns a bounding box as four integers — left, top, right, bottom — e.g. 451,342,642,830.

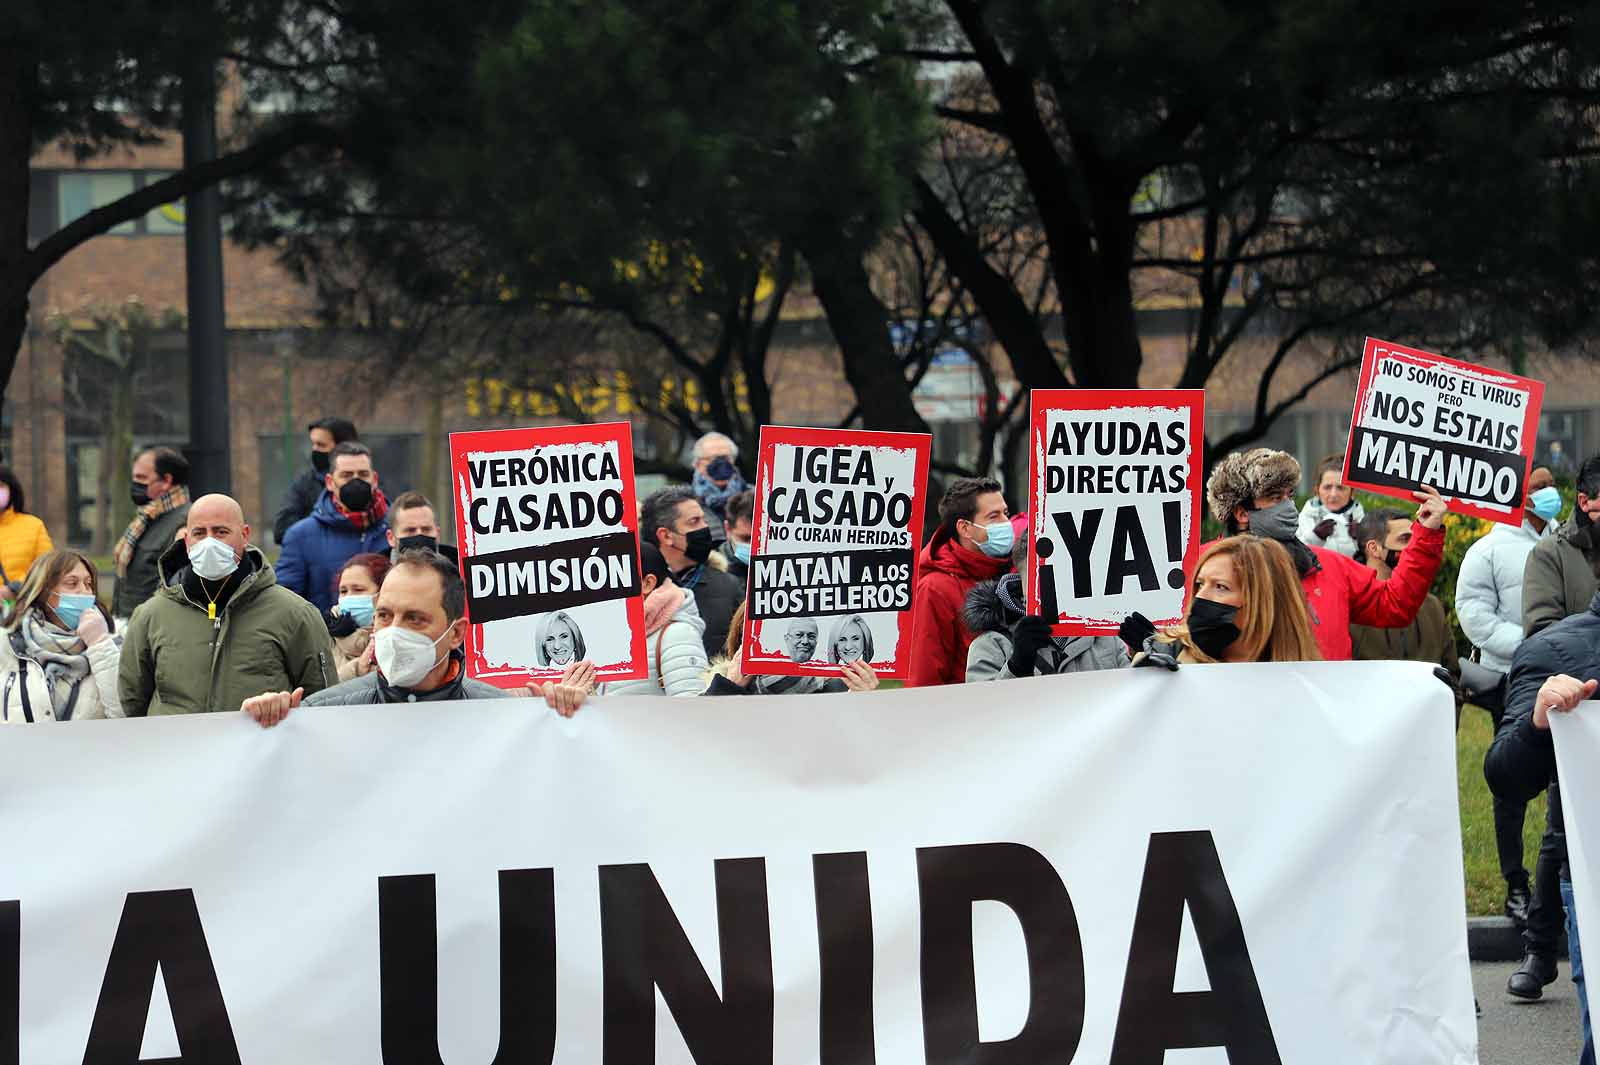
1475,959,1584,1063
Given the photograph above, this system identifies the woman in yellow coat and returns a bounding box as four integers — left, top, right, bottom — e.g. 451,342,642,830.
0,468,53,585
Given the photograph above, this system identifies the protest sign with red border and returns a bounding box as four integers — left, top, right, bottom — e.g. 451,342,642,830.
1341,338,1544,526
449,422,647,687
1027,389,1204,636
740,426,931,680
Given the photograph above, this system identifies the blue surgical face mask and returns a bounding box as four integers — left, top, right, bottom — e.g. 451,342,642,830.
975,519,1015,558
338,594,375,627
53,593,96,630
1531,486,1562,522
731,540,751,564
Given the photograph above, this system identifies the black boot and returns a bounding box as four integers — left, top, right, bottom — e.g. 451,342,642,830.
1507,952,1558,1000
1506,878,1533,931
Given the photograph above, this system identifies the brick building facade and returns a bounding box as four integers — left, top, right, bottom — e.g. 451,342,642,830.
18,138,1600,549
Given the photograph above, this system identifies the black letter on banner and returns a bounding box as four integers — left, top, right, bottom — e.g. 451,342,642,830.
2,901,15,1065
1108,831,1281,1065
377,870,555,1065
81,890,240,1065
599,859,774,1065
917,843,1085,1064
813,852,874,1065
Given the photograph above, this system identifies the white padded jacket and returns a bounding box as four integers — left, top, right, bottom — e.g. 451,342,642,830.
598,594,709,698
0,629,124,722
1455,517,1550,672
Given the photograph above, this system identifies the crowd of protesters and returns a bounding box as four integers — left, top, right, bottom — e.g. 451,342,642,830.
1,416,1597,1059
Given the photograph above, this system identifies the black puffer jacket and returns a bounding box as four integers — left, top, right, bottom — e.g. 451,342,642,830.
675,554,745,659
1484,590,1600,859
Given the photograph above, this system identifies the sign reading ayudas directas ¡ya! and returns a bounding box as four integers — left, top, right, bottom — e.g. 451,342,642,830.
0,662,1474,1064
740,426,931,679
450,422,647,686
1342,337,1545,525
1028,389,1204,635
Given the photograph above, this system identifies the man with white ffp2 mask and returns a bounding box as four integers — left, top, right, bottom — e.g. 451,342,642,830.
119,494,334,716
241,550,590,723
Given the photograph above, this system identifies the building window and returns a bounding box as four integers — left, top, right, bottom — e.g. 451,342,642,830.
142,171,186,234
57,172,137,234
49,170,185,236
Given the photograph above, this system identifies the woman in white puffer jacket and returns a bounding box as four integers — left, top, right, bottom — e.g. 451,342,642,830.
0,550,123,722
598,543,709,697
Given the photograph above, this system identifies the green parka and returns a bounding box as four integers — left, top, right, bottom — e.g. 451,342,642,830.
119,546,333,716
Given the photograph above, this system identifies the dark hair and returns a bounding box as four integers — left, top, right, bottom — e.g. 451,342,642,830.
1578,454,1600,500
725,489,755,527
0,467,26,515
638,541,671,584
391,490,433,514
144,446,190,487
330,551,391,603
308,417,359,444
938,476,1002,538
640,485,700,549
1352,508,1410,563
331,440,372,461
390,549,465,622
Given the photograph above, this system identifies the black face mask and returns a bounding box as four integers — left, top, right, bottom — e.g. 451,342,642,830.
338,479,375,512
682,527,714,564
397,534,438,555
311,450,332,475
705,456,738,482
130,481,150,507
1188,597,1242,660
1383,548,1402,571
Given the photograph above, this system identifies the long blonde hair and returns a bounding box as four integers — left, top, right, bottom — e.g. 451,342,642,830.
1166,535,1320,663
8,550,104,632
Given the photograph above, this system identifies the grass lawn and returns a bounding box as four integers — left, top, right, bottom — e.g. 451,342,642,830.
1459,704,1547,917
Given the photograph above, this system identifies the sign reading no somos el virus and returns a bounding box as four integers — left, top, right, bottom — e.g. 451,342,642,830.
1342,337,1544,525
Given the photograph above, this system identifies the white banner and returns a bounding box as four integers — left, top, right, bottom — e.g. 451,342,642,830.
0,662,1474,1064
1549,704,1600,980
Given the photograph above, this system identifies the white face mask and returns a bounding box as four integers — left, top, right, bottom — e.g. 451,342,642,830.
188,537,241,581
373,623,453,689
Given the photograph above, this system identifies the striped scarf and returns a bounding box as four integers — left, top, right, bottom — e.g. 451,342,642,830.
114,486,190,578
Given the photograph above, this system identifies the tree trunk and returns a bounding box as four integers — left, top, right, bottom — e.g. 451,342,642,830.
421,388,445,526
0,45,35,419
798,239,930,436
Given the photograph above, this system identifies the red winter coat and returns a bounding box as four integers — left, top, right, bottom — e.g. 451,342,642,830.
1199,524,1444,660
908,526,1012,686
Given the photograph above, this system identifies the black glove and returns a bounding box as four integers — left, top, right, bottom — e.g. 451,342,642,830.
1007,615,1054,677
1313,517,1337,541
1118,612,1156,655
1133,635,1181,671
323,607,358,639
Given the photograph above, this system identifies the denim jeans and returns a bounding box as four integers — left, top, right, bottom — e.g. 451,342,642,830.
1562,878,1595,1065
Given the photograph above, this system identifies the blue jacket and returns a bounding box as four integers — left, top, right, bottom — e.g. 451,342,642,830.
275,492,390,612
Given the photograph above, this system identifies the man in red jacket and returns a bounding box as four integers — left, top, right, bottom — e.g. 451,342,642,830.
909,477,1014,686
1204,448,1446,660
